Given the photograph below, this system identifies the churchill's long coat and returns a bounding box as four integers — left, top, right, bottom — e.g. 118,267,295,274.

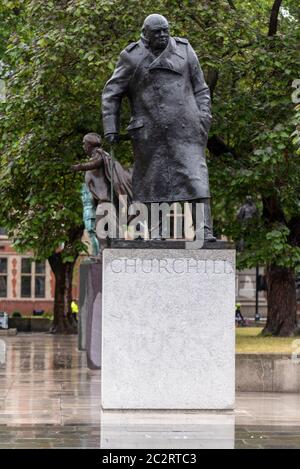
102,36,212,203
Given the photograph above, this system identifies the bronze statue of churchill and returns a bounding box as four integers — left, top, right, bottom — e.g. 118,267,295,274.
102,14,215,240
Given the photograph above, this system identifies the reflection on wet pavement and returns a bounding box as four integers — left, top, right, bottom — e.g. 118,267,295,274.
0,334,300,448
0,334,100,448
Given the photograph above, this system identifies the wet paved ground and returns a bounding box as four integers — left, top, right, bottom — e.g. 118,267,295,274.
0,334,300,449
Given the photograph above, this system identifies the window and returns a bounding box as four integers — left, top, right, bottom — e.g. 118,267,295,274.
35,261,46,298
0,258,7,297
21,258,32,298
21,259,46,298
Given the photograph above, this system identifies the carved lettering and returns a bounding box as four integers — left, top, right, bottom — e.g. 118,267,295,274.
213,260,224,274
187,258,199,273
158,258,171,273
109,257,234,275
125,258,137,273
111,259,122,273
141,259,153,274
224,261,233,274
172,258,184,274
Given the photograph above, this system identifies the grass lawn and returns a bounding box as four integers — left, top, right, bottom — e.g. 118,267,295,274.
236,327,299,354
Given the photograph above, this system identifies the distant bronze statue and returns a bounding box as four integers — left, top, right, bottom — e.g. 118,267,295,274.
236,196,258,251
237,196,258,223
72,132,132,208
102,14,215,241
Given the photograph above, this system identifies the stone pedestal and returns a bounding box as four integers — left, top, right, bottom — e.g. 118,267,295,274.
78,257,102,369
102,248,235,410
78,260,91,351
86,258,102,370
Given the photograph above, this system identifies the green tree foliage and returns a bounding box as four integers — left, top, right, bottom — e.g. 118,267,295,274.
207,0,299,264
206,0,299,335
0,0,299,334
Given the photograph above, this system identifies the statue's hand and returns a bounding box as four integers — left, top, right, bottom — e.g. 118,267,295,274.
71,163,83,172
105,133,119,145
199,111,212,134
198,120,208,143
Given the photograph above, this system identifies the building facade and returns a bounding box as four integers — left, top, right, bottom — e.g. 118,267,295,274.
0,230,55,315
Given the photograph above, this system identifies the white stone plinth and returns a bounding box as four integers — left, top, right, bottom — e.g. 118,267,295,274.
102,249,235,410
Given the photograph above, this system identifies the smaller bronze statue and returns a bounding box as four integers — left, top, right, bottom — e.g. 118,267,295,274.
72,133,133,247
72,132,132,208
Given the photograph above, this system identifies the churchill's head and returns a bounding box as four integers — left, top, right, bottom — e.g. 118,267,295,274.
142,14,169,53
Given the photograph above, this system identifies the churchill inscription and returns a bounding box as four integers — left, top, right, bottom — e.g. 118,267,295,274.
110,257,234,275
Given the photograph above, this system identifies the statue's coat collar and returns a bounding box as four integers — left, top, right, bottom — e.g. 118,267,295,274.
138,37,185,75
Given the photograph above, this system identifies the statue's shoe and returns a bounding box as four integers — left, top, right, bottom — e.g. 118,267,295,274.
204,231,217,242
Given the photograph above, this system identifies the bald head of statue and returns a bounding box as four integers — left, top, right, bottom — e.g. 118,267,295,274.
141,14,170,54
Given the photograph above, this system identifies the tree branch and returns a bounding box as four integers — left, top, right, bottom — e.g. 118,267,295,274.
288,216,300,246
207,135,237,158
268,0,283,36
227,0,236,10
206,69,219,97
262,195,286,224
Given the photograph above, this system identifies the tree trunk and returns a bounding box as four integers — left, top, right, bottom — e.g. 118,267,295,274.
48,252,78,334
262,264,298,336
268,0,283,37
